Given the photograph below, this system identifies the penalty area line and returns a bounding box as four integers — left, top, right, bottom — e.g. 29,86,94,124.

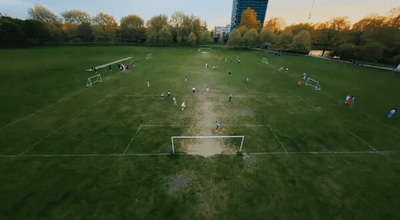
266,124,288,154
123,125,143,154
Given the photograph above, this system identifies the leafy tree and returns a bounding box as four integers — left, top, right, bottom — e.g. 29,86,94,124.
28,5,61,24
62,10,91,26
188,31,197,44
276,31,292,50
92,12,118,41
0,19,25,47
237,25,249,37
227,29,242,46
240,8,260,30
199,30,211,43
291,30,311,52
158,26,172,45
260,29,277,45
23,19,49,43
334,43,358,60
264,17,286,33
359,42,384,61
146,14,169,44
120,15,145,42
78,22,93,41
242,29,259,46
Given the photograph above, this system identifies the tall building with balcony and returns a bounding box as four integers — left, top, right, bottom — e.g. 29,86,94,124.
231,0,269,30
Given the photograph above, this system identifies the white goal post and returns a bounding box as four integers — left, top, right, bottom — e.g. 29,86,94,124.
198,48,212,52
171,135,244,154
86,74,102,87
305,77,321,90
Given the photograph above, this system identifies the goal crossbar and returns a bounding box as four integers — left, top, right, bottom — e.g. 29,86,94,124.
171,135,245,154
198,48,212,52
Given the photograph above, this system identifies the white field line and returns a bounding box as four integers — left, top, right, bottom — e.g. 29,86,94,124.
345,129,379,152
296,95,319,110
123,125,143,154
266,124,288,154
0,89,86,132
86,57,132,71
142,124,265,127
1,151,399,158
19,95,110,155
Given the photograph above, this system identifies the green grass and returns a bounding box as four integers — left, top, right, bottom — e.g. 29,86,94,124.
0,46,399,219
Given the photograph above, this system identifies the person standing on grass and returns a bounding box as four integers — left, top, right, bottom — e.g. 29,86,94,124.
298,80,302,86
185,75,188,82
345,95,351,104
161,92,164,100
173,97,177,105
206,87,209,94
109,65,112,71
147,80,150,87
229,94,232,102
387,108,398,118
192,87,196,95
229,71,231,76
247,77,250,83
168,90,172,99
216,121,220,131
243,84,247,90
181,102,186,111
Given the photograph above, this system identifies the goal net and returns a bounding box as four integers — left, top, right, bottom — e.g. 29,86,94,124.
171,135,244,156
86,74,102,87
305,77,321,90
262,57,269,64
198,48,212,52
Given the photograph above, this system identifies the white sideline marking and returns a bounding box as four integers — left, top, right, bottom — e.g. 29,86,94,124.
266,124,288,154
0,151,398,158
346,129,379,152
0,89,86,132
86,57,132,71
142,124,264,127
123,125,143,154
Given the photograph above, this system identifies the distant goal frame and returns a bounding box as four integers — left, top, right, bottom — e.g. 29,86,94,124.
198,48,212,52
171,135,245,154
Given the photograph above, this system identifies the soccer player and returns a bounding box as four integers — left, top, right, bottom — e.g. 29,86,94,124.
216,121,220,131
303,72,308,80
109,65,112,71
345,95,351,104
192,87,196,95
168,91,171,99
229,94,232,102
298,80,302,86
247,77,250,82
387,108,398,118
228,71,231,76
181,102,186,111
173,97,177,105
147,80,150,87
185,75,188,82
206,87,209,94
243,84,247,90
161,92,164,100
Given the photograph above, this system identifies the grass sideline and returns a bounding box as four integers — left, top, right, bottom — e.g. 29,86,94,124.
0,46,399,219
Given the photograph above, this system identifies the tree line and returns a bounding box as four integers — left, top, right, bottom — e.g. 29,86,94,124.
0,5,399,64
231,7,400,65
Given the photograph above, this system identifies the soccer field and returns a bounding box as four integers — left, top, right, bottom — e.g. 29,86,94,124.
0,46,399,219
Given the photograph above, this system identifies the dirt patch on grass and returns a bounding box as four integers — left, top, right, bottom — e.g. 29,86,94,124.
234,108,253,116
169,174,190,192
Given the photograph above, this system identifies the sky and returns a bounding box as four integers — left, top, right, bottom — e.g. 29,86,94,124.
0,0,399,29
